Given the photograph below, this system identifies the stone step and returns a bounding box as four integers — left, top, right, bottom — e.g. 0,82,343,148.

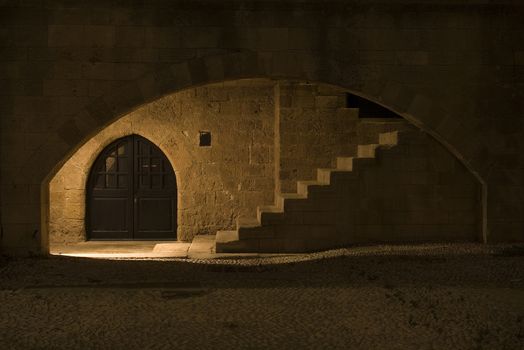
317,168,356,185
236,216,260,230
215,230,239,244
379,131,399,146
330,170,358,183
216,127,410,253
336,157,353,171
352,157,377,169
188,234,216,258
215,230,259,253
239,225,275,239
297,180,325,196
357,144,379,158
257,205,282,222
215,127,410,253
317,168,333,184
297,181,336,200
276,193,307,211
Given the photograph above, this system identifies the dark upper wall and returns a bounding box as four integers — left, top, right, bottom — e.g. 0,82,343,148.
1,0,523,253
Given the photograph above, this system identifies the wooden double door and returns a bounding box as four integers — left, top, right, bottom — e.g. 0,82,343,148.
87,135,177,240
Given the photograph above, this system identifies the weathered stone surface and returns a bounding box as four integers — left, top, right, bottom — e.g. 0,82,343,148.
220,125,481,253
278,82,359,193
49,80,275,244
1,0,523,254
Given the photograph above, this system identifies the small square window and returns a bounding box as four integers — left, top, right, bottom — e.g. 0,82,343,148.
199,131,211,147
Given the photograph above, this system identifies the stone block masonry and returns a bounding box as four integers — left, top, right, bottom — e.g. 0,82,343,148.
278,82,357,193
49,79,480,250
49,80,275,244
1,0,523,254
217,128,481,253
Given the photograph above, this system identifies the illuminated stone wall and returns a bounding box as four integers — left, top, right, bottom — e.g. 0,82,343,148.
50,79,480,245
276,82,356,193
275,82,445,192
49,80,275,243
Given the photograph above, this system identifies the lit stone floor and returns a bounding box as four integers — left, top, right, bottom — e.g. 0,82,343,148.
1,243,523,349
49,235,295,259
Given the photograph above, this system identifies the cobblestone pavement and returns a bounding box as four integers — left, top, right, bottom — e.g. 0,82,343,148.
0,244,523,350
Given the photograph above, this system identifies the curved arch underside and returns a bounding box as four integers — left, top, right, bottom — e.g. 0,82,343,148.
47,78,483,250
39,51,488,186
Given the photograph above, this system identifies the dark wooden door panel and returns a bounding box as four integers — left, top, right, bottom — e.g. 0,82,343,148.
87,135,177,240
135,197,176,238
89,197,132,239
133,136,177,239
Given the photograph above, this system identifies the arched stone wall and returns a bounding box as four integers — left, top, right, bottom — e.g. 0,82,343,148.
48,79,277,245
35,50,490,186
46,77,483,251
2,1,522,255
37,52,488,253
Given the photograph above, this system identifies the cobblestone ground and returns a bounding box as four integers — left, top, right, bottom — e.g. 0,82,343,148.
0,244,523,350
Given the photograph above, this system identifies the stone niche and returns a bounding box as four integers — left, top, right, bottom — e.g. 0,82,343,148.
49,79,275,244
48,79,481,247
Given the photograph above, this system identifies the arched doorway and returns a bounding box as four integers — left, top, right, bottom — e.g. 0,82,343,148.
86,135,177,240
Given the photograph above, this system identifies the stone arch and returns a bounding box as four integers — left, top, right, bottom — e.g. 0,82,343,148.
39,51,488,253
48,124,183,246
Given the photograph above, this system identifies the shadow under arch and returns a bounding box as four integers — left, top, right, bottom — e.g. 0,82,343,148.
39,50,488,253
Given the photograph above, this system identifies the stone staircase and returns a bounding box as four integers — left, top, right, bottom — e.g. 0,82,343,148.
215,130,403,253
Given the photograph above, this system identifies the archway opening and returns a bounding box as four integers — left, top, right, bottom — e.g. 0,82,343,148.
45,78,483,257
